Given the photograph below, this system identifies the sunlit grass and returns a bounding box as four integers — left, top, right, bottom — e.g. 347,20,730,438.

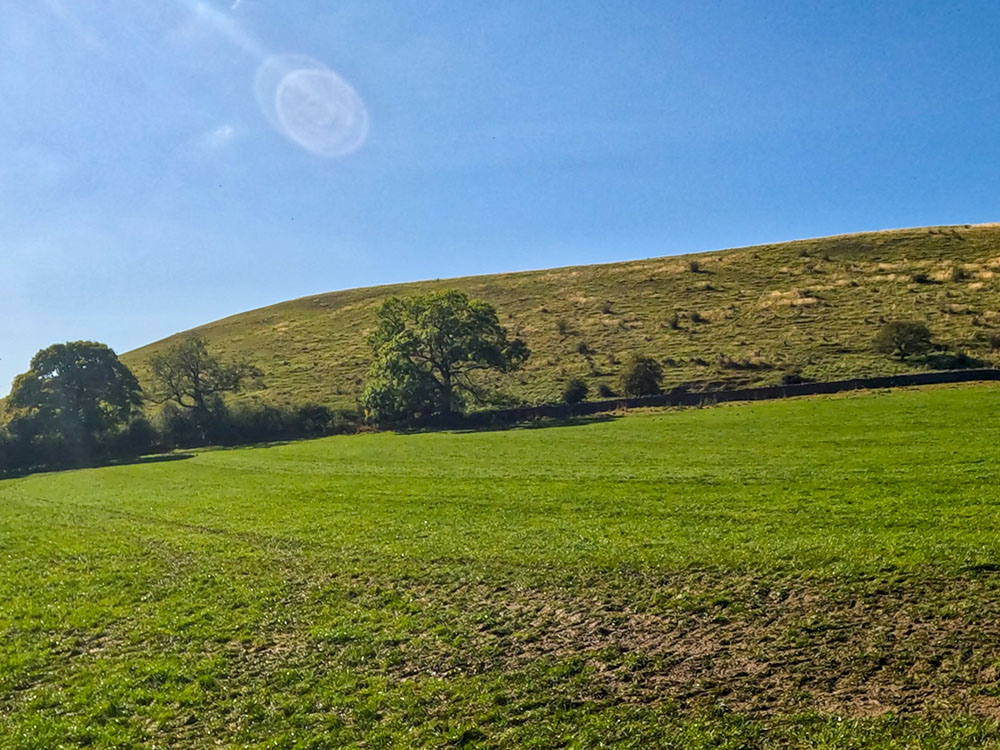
2,385,1000,747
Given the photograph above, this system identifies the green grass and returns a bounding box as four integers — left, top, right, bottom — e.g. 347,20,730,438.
3,385,1000,747
122,223,1000,410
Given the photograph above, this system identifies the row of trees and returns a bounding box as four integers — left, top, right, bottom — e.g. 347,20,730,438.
1,290,533,473
0,338,284,475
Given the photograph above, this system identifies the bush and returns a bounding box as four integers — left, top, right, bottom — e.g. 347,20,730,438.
116,417,161,457
687,260,701,273
924,351,984,370
988,332,1000,351
668,313,680,330
216,405,291,444
158,405,205,448
779,370,809,386
951,266,968,283
718,354,772,371
621,357,663,397
597,383,615,398
293,404,335,436
910,272,931,284
561,378,588,405
874,320,933,360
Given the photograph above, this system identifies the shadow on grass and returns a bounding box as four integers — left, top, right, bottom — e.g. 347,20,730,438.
0,451,196,481
433,413,621,435
201,440,296,452
112,452,196,466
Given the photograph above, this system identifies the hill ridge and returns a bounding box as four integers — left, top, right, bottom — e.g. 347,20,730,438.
122,223,1000,409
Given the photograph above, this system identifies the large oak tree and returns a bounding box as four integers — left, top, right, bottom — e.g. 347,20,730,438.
6,341,142,444
361,290,529,422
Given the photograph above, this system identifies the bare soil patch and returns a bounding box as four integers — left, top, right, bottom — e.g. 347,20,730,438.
395,572,1000,716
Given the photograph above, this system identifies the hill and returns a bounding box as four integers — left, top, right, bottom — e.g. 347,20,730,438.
3,386,1000,745
122,223,1000,409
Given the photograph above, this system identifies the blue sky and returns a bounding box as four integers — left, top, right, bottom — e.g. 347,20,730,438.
2,1,1000,392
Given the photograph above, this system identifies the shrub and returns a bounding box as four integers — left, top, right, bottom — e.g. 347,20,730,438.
924,351,984,370
989,333,1000,351
717,354,772,371
690,311,707,324
597,383,615,398
874,320,933,360
561,378,588,405
779,370,809,386
621,357,663,397
158,405,205,448
576,341,591,355
117,417,161,457
687,260,701,273
601,301,613,314
233,405,291,443
951,266,969,282
293,404,335,436
910,272,931,284
668,313,680,330
556,319,570,336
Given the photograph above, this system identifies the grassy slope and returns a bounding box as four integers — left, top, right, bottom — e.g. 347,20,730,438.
3,385,1000,747
122,223,1000,410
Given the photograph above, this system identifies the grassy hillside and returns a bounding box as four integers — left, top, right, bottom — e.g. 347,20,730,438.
123,224,1000,409
3,385,1000,747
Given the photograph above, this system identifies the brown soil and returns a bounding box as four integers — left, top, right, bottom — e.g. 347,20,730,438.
395,572,1000,716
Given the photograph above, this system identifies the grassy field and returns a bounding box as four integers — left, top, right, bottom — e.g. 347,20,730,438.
122,223,1000,410
3,385,1000,747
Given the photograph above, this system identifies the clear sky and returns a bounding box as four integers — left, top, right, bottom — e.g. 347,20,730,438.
2,1,1000,393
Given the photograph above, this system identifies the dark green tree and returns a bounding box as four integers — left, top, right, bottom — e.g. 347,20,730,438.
621,356,664,397
361,290,529,421
6,341,142,445
561,378,588,404
149,336,260,430
874,321,932,360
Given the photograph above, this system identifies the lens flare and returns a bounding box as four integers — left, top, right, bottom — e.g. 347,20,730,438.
254,54,369,158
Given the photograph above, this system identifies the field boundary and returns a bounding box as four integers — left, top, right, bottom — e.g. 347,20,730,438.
462,368,1000,426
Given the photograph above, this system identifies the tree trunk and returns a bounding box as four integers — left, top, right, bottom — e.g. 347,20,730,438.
440,367,454,415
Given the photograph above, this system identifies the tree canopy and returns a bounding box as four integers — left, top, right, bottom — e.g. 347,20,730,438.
874,321,933,360
621,356,664,397
6,341,142,442
361,290,529,422
149,336,260,416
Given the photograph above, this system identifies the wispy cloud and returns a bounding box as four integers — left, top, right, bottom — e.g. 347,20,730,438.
197,123,239,150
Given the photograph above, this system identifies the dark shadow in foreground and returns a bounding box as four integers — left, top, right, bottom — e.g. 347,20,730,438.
109,452,196,467
430,413,621,435
0,452,195,481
